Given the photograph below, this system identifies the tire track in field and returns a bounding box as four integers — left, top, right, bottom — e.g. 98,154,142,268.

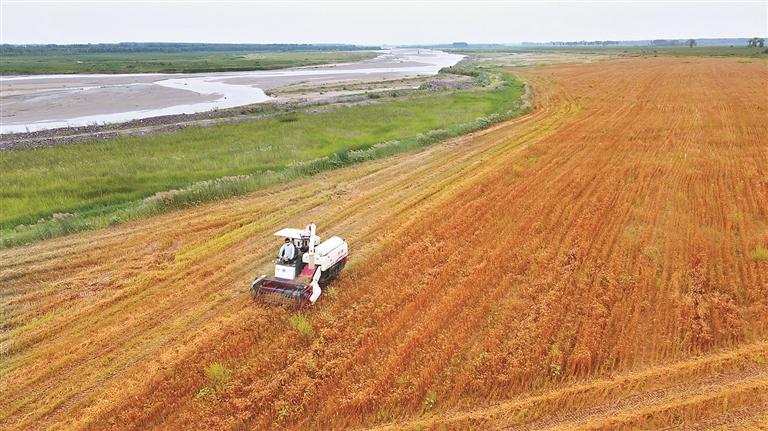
366,341,768,431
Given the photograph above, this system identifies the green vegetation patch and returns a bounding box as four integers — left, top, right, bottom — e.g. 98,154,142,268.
751,246,768,262
0,50,378,75
197,362,232,399
1,72,526,246
288,314,314,341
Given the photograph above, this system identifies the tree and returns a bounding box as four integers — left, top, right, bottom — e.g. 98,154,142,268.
747,37,764,48
687,39,697,48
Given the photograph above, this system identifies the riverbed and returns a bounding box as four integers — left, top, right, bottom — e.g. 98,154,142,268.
0,49,464,134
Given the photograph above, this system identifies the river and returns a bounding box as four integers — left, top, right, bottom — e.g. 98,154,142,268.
0,49,464,134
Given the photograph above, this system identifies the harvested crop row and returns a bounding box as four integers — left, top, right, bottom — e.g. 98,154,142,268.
376,340,768,430
0,71,560,430
94,58,767,430
190,57,765,430
233,57,765,430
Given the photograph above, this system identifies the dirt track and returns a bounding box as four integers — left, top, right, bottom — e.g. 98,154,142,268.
1,57,767,430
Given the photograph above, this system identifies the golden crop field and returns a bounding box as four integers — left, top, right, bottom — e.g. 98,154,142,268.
2,56,767,430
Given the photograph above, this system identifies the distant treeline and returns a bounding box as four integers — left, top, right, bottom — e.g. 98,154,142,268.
0,42,380,56
520,38,756,47
398,43,510,50
528,40,623,47
402,39,760,49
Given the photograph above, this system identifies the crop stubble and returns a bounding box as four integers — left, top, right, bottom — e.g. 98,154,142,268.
0,57,766,430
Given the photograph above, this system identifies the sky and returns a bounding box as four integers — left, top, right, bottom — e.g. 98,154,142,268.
1,1,766,45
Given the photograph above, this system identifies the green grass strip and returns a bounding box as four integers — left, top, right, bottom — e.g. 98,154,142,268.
1,72,527,247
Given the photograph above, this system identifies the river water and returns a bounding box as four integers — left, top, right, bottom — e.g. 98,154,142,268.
0,49,464,134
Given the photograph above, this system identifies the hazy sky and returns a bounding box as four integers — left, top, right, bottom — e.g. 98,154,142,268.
1,1,766,45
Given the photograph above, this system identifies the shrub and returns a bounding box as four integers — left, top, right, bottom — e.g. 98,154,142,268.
278,114,299,123
439,65,481,77
325,286,338,301
276,403,290,422
750,246,768,261
415,129,449,146
143,189,182,206
424,391,437,411
197,362,232,399
141,175,252,211
288,314,314,340
51,212,75,221
206,362,232,388
550,363,562,378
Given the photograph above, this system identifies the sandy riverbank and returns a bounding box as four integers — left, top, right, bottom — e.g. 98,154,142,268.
0,49,464,133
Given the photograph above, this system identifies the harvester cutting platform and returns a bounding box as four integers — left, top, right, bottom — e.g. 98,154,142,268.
251,223,348,309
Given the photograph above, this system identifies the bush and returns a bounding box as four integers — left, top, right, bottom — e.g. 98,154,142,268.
324,286,338,301
197,362,232,399
439,65,481,77
278,114,299,123
751,246,768,261
424,391,437,411
415,129,449,146
205,362,232,388
141,175,252,212
550,363,562,378
288,314,314,340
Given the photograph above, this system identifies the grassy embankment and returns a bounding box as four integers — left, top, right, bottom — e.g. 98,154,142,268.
1,71,527,247
0,51,378,75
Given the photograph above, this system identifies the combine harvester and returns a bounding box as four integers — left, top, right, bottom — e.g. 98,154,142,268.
251,223,348,309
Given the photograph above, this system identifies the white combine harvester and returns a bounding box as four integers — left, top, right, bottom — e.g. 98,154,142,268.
251,223,348,309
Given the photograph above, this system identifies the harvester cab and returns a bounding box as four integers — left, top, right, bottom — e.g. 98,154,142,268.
251,223,349,309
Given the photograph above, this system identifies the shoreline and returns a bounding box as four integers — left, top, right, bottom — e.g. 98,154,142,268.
0,72,475,151
0,49,464,134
